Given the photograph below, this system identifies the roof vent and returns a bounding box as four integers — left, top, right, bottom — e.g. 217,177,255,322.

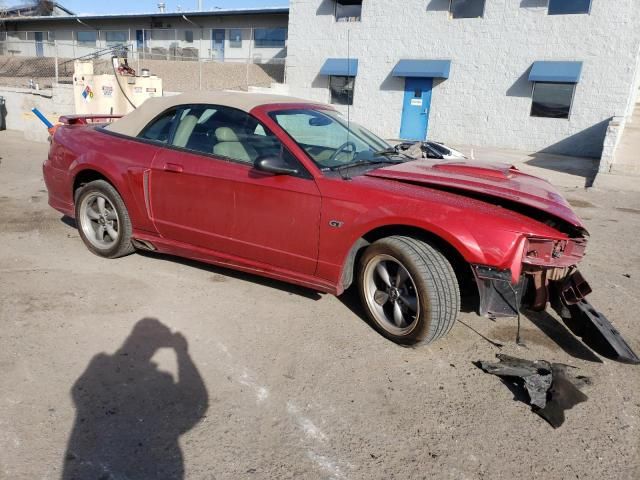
157,2,166,13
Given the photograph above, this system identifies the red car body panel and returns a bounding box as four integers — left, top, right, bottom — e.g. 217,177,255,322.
365,160,584,228
149,146,321,275
311,174,574,288
43,102,588,295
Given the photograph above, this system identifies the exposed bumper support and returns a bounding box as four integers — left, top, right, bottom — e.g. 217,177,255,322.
472,265,524,318
550,271,639,364
472,265,639,364
552,297,640,365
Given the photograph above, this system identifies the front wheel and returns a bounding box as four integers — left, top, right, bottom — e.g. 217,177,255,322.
358,236,460,345
75,180,134,258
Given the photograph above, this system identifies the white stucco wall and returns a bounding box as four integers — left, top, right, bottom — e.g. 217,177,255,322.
286,0,640,158
0,85,74,142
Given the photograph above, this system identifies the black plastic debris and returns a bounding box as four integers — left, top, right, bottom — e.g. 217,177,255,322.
549,274,639,364
477,354,588,428
561,300,640,364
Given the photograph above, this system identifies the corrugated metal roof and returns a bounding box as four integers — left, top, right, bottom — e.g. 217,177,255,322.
3,6,289,22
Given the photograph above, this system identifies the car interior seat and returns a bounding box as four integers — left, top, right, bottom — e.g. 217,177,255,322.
185,118,218,152
172,114,199,148
213,127,258,163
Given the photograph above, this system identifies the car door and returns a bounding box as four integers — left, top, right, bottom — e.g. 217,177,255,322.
147,104,321,276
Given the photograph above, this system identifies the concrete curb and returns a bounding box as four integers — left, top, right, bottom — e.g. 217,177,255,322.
591,172,640,193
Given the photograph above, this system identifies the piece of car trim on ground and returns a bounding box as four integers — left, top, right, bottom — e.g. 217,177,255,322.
478,354,589,429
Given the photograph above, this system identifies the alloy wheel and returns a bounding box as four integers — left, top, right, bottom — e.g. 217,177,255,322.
362,254,420,335
79,193,120,250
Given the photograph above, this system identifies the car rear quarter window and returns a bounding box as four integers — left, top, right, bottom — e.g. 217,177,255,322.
138,109,179,143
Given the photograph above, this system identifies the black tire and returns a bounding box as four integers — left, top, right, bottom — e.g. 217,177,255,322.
357,236,460,345
74,180,135,259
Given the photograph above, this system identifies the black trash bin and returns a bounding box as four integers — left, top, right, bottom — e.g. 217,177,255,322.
0,96,6,131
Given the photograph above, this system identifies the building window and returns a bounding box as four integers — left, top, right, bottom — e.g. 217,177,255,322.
530,82,575,119
548,0,591,15
77,31,97,46
26,31,51,41
449,0,485,19
329,75,355,105
104,30,128,46
229,29,242,48
335,0,362,22
254,28,286,48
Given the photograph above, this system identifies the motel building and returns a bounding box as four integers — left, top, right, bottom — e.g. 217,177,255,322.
0,5,289,63
285,0,640,165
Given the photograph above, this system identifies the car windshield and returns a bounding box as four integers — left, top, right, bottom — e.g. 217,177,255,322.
269,109,397,170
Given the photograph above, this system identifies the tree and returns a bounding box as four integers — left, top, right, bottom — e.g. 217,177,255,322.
33,1,55,17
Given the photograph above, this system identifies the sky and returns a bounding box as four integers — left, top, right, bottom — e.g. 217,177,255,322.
7,0,288,15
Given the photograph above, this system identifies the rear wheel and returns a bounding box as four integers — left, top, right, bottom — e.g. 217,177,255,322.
75,180,134,258
358,236,460,345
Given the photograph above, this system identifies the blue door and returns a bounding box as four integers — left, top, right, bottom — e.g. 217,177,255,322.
211,29,225,60
34,32,44,57
399,77,433,141
136,30,144,51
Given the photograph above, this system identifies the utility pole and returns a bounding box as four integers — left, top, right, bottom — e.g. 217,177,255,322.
198,0,202,11
0,1,6,31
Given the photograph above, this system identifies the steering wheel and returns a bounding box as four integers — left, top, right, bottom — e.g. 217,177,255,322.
328,141,357,165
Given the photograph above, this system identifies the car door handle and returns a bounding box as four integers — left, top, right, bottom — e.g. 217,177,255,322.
164,163,183,173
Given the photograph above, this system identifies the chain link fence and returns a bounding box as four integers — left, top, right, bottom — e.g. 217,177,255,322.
0,40,286,92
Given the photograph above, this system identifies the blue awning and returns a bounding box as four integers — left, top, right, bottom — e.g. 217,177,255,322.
392,59,451,79
319,58,358,76
529,61,583,83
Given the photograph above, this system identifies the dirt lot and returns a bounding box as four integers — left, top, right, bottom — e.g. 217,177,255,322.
1,129,639,479
0,55,284,92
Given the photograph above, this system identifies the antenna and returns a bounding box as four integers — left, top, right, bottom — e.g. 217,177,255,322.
346,28,351,149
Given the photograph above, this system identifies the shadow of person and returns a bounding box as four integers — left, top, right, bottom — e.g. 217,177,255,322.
62,318,208,480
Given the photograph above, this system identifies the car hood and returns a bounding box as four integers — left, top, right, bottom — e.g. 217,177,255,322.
365,160,584,229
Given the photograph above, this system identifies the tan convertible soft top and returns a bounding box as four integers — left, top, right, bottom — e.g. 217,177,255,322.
105,91,317,137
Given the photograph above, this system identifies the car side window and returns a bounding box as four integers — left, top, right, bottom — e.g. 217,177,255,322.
171,104,301,170
171,107,219,150
138,109,179,144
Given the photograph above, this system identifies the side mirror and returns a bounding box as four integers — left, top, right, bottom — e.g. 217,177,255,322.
255,156,299,176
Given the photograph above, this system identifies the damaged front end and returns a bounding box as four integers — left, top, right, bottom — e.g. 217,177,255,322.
471,236,640,364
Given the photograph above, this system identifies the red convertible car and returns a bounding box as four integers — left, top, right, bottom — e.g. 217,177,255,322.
43,92,637,362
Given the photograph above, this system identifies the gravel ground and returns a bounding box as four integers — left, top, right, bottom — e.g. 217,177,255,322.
1,129,639,479
0,55,284,92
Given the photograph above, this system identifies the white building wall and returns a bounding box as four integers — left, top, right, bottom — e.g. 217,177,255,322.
286,0,640,158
